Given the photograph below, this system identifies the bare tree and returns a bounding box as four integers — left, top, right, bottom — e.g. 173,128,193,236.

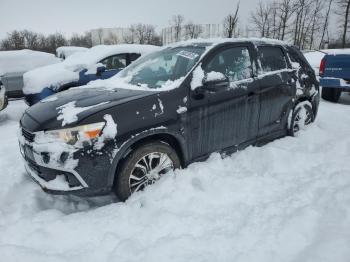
123,25,137,44
335,0,350,48
171,14,185,42
5,31,25,50
124,24,160,45
308,0,324,49
104,32,119,45
278,0,295,40
292,0,314,49
96,28,104,44
184,22,203,39
134,23,148,44
250,1,273,37
223,2,240,38
70,32,92,48
21,30,39,50
320,0,334,49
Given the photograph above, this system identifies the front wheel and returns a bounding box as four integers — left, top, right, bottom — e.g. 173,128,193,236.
114,141,181,201
288,102,314,136
322,87,341,103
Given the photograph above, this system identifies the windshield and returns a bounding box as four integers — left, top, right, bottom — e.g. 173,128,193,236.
118,46,206,89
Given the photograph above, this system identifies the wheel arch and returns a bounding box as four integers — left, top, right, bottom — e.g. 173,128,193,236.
107,130,187,187
294,94,319,118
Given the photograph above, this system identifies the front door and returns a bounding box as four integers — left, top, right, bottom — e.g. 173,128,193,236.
187,44,260,160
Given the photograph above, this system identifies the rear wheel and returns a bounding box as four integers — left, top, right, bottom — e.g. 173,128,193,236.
288,102,314,136
322,87,341,102
114,141,181,201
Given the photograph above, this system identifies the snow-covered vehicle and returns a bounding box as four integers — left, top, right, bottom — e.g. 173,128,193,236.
19,38,319,200
0,50,60,98
23,44,160,105
56,46,88,60
319,49,350,102
0,82,7,111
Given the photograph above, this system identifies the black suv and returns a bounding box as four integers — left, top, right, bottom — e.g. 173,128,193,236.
19,39,320,200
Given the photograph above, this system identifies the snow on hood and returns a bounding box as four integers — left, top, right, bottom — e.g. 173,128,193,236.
23,44,160,95
0,49,59,76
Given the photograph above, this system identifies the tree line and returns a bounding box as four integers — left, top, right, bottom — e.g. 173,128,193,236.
1,0,349,52
249,0,350,49
0,30,92,53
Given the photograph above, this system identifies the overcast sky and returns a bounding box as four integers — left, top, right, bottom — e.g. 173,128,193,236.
0,0,337,40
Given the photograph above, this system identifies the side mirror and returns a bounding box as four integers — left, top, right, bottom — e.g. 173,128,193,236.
96,66,106,76
202,73,229,92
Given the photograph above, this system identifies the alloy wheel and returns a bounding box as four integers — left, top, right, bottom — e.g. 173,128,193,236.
129,152,174,193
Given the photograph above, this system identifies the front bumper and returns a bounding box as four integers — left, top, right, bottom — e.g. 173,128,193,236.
320,77,350,89
19,128,114,196
19,138,88,194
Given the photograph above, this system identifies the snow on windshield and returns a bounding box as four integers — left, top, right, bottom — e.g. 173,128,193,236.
86,46,206,92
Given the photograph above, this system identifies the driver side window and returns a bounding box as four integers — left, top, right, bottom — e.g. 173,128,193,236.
100,54,127,70
204,46,252,82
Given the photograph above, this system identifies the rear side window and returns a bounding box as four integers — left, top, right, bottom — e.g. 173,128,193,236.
258,46,287,72
204,46,252,82
100,54,127,70
129,53,141,64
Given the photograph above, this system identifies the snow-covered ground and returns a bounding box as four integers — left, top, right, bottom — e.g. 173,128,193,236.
0,96,350,262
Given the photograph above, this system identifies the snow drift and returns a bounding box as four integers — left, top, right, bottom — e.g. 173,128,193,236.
0,96,350,262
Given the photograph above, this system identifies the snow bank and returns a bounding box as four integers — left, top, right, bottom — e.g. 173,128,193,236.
0,49,59,76
1,98,350,262
23,45,159,95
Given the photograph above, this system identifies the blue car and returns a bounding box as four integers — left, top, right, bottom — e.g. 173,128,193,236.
319,49,350,102
23,44,160,105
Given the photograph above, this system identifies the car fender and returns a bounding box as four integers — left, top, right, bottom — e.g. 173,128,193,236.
107,127,187,187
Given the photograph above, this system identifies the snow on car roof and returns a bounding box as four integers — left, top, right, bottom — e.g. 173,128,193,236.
168,37,289,48
56,46,88,53
63,44,160,67
56,46,88,58
0,49,60,75
322,48,350,55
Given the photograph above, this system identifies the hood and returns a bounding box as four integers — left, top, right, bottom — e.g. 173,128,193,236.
21,87,156,132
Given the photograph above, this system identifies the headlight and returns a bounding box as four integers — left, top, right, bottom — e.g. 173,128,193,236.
42,122,105,145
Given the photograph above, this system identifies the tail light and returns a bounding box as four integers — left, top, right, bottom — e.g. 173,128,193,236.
319,58,326,76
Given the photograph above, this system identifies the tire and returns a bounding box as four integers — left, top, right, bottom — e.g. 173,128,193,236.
288,102,314,137
322,87,341,103
114,141,181,201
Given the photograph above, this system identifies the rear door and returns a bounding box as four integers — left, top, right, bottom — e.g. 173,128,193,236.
257,45,295,137
188,43,260,159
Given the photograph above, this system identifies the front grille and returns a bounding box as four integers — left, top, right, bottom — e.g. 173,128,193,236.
22,128,35,142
